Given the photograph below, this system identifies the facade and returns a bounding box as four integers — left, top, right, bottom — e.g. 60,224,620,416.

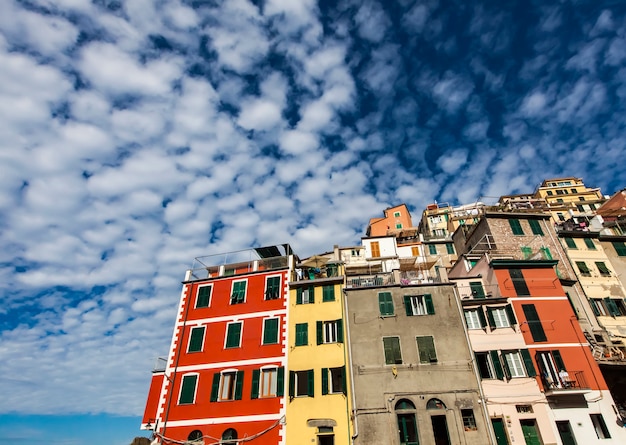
366,204,414,237
142,246,295,444
534,177,605,224
345,281,491,445
286,250,353,444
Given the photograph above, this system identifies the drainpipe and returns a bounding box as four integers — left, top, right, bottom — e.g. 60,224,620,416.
452,284,497,445
343,287,359,444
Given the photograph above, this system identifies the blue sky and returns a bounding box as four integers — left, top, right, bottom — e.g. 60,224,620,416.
2,0,626,443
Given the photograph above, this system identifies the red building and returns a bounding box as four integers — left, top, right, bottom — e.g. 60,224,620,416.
492,259,622,443
142,245,295,444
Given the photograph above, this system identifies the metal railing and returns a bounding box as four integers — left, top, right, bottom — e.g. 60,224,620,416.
345,272,395,288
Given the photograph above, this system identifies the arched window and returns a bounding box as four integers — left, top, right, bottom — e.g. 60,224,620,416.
187,430,203,441
221,428,238,443
395,399,419,445
426,398,446,410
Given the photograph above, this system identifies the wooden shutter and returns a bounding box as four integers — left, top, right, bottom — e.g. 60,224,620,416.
341,367,347,395
604,298,620,316
234,370,244,400
189,327,204,352
316,321,323,345
196,286,210,307
424,294,435,314
486,307,496,329
337,319,343,343
323,285,335,301
417,336,436,363
520,349,536,377
505,304,517,325
263,318,279,344
490,351,504,380
552,350,566,371
307,370,315,397
296,288,303,304
477,309,487,328
321,368,329,395
288,371,295,398
404,295,413,316
509,269,530,296
210,373,220,402
509,219,524,235
251,369,260,399
529,219,544,235
276,367,285,396
522,304,547,342
470,282,485,298
180,375,197,404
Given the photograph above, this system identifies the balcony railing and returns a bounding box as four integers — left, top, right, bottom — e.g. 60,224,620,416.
293,264,341,282
153,357,167,373
345,272,395,288
540,370,589,393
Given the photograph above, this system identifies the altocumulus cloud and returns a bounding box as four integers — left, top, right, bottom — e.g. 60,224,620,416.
1,0,626,420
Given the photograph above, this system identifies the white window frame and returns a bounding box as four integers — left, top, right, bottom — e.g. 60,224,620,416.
195,284,212,308
187,326,206,353
230,279,247,304
464,309,482,330
219,369,238,401
178,373,199,405
224,321,243,349
294,370,309,397
260,366,278,398
491,307,510,328
503,351,525,378
261,317,280,345
407,295,428,316
264,275,282,300
324,321,339,344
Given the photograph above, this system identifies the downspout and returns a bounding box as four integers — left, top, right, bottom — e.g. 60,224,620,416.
343,287,359,444
452,284,497,445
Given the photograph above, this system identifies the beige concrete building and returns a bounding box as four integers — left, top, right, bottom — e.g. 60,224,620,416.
534,177,605,224
344,282,491,445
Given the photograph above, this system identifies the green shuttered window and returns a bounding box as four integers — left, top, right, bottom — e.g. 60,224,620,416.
378,292,394,316
179,374,197,404
263,318,279,345
196,286,211,308
522,304,547,342
188,326,205,352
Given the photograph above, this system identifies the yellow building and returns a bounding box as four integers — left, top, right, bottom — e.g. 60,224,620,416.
286,252,353,444
534,177,605,223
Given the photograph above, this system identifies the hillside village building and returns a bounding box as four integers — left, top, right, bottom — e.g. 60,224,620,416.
142,178,626,445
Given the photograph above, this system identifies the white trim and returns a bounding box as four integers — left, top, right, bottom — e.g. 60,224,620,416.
175,309,287,327
264,274,283,300
513,296,568,301
172,356,285,373
230,278,248,304
165,413,283,428
525,342,590,349
261,316,281,345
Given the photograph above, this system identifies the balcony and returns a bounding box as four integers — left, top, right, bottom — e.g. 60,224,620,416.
153,357,167,373
540,370,591,395
292,263,343,284
345,272,395,288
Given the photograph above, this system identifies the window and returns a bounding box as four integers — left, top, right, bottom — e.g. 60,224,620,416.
564,237,577,249
557,213,565,221
262,318,279,345
592,298,626,317
461,409,477,431
396,400,419,445
476,352,504,380
541,247,552,260
428,244,437,255
322,366,346,395
556,198,564,203
295,323,308,346
522,304,547,342
196,285,211,308
225,322,242,348
576,261,591,277
590,414,611,439
322,285,335,302
289,369,314,398
210,370,244,401
411,246,419,256
383,337,402,364
396,223,403,229
416,335,437,363
370,241,380,258
556,189,564,195
529,219,544,235
188,326,205,353
221,429,238,443
584,238,596,250
230,281,246,304
296,286,314,304
509,219,524,235
470,281,486,298
613,241,626,256
487,306,515,329
317,320,343,344
570,188,577,193
179,374,198,404
547,190,553,196
596,262,611,277
394,211,401,217
521,246,532,259
378,292,394,316
509,269,530,295
318,427,334,445
502,351,526,378
188,431,203,441
464,308,486,329
446,243,455,254
403,294,435,316
265,276,281,300
251,367,284,398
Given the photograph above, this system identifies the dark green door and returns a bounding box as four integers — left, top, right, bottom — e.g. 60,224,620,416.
397,413,419,445
520,419,542,445
556,421,577,445
491,418,508,445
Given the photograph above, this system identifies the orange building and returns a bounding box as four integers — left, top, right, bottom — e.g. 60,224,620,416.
366,204,414,237
142,246,295,444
